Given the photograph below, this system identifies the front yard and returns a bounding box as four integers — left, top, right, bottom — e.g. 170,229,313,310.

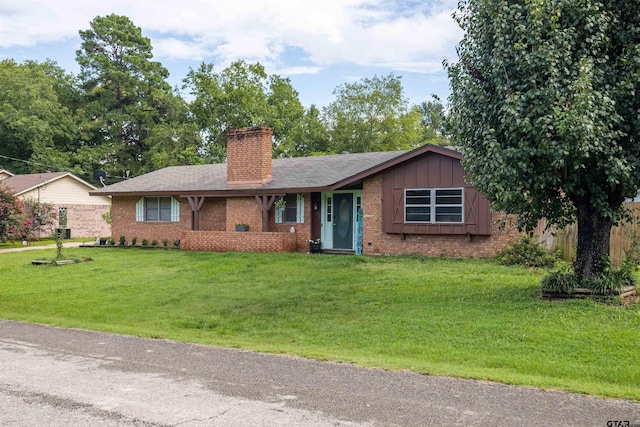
1,248,639,400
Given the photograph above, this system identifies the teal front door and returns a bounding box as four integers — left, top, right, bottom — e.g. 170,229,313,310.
332,193,353,249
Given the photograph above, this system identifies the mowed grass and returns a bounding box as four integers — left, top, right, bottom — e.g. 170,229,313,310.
1,248,639,400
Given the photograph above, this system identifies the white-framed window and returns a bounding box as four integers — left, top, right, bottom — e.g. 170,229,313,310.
275,193,304,223
404,188,463,223
136,197,180,222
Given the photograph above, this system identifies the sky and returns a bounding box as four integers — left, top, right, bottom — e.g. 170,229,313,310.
0,0,463,108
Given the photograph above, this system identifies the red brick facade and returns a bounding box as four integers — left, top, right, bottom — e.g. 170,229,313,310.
181,230,297,252
227,127,273,185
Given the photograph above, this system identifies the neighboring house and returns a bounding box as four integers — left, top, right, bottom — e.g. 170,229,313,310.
90,127,519,256
0,169,15,180
2,171,111,238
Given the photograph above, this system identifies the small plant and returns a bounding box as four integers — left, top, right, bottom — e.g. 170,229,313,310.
274,197,286,210
119,235,126,246
132,236,137,246
583,257,635,294
173,239,180,247
151,239,158,246
541,269,577,294
108,238,116,246
496,235,557,268
307,238,322,245
141,239,149,246
162,238,169,247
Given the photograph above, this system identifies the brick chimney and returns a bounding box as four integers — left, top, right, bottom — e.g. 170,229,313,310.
226,127,273,186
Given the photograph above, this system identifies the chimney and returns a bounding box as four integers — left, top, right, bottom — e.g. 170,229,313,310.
226,127,273,186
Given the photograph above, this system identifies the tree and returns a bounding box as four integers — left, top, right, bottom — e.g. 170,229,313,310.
0,185,23,242
277,105,330,157
20,197,57,240
184,60,305,162
446,0,640,281
0,60,78,174
76,14,175,178
417,95,450,146
322,74,422,154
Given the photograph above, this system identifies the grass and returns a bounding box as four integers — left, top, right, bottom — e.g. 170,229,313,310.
0,237,94,249
1,248,639,400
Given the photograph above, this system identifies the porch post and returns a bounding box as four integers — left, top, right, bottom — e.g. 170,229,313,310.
186,196,205,231
255,195,276,232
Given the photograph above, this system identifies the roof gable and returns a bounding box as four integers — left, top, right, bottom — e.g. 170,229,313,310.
2,172,97,196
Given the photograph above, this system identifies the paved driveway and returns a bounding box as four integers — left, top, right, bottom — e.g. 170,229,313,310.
1,320,639,426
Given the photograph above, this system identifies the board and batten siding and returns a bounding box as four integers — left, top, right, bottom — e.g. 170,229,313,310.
381,152,492,235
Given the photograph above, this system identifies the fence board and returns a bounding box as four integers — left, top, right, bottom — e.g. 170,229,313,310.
533,202,640,267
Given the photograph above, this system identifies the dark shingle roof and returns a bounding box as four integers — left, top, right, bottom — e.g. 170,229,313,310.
90,150,410,196
1,172,70,195
90,145,463,197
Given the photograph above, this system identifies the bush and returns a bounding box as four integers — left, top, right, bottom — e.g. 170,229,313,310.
583,257,636,294
162,239,169,247
496,236,557,268
151,240,158,246
541,269,577,294
141,239,148,246
173,239,180,248
119,235,126,246
131,237,137,246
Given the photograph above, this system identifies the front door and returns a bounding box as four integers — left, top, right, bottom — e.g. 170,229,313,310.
332,193,353,250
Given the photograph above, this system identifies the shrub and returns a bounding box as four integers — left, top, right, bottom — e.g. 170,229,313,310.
119,235,126,246
131,237,137,246
141,239,148,246
583,257,636,294
173,239,180,248
162,238,169,247
496,236,557,268
151,240,158,246
108,238,116,246
541,269,577,294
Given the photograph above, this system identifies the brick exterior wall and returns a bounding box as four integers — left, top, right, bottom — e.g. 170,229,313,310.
362,176,520,257
270,193,313,252
225,197,263,232
110,196,189,243
36,203,110,239
181,230,297,252
227,127,273,185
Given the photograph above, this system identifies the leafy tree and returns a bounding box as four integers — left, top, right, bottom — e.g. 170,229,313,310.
0,60,78,174
21,197,57,240
277,105,330,157
0,184,23,242
322,74,422,153
417,95,450,146
446,0,640,281
76,14,176,178
184,60,305,162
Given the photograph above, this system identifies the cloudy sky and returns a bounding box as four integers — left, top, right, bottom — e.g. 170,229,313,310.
0,0,462,108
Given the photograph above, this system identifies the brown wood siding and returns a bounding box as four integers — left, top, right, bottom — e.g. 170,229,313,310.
381,153,492,235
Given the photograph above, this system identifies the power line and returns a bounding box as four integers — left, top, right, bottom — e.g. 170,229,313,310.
0,153,126,182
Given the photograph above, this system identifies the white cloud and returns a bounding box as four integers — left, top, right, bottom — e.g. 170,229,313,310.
0,0,461,75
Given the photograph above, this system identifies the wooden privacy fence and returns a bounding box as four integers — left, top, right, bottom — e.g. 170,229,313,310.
534,202,640,267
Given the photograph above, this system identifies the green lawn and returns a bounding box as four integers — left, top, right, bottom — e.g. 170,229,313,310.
1,248,639,400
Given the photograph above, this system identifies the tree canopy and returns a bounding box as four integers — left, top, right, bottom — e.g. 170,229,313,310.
0,14,449,183
447,0,640,280
322,74,423,153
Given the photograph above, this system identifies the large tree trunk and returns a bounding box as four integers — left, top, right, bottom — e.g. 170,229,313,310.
573,201,613,282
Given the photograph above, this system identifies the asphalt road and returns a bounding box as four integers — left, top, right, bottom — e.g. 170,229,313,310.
1,320,639,426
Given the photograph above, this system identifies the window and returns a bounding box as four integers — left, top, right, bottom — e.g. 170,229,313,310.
405,188,463,223
58,207,68,228
136,197,180,222
275,193,304,223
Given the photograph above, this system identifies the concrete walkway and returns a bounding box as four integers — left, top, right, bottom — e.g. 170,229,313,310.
0,241,88,253
1,320,639,426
